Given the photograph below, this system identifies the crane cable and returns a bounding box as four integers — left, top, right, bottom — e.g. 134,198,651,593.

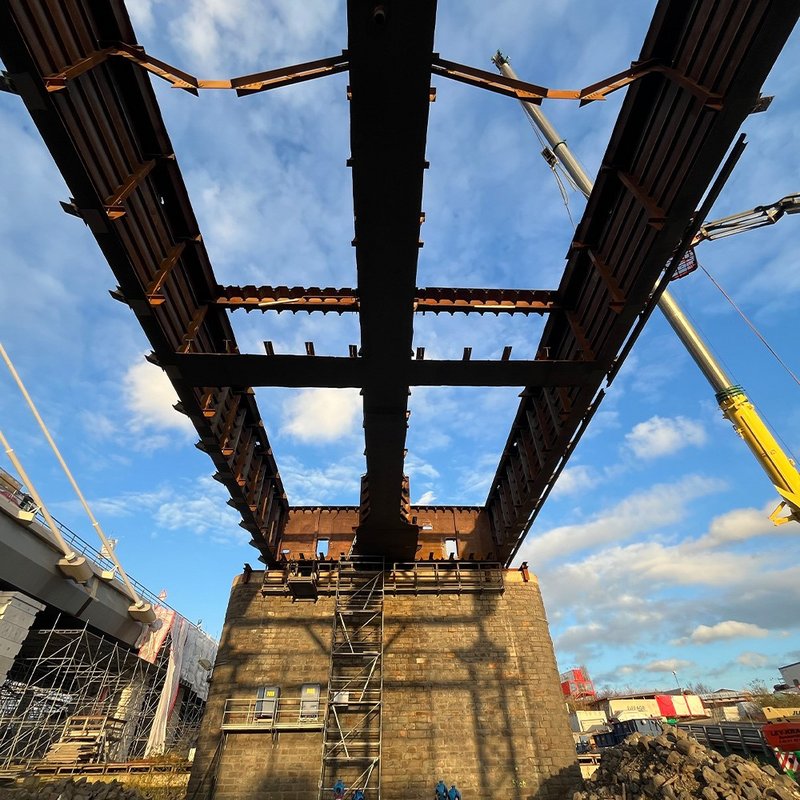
698,264,800,391
678,272,800,464
524,112,579,229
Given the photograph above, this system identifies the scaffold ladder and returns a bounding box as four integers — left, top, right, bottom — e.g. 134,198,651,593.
318,558,384,800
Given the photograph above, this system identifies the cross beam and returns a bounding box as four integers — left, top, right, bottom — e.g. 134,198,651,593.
215,286,561,315
166,354,604,388
346,0,438,557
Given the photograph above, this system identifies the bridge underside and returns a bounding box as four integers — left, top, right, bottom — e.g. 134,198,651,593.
1,0,797,564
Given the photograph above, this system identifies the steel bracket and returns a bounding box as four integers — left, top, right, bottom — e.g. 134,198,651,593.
43,49,115,91
103,160,156,219
177,305,208,354
575,245,626,312
145,243,185,305
616,171,667,229
564,311,596,361
658,66,724,110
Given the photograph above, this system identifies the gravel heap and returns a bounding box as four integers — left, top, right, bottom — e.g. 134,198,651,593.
0,778,152,800
574,728,800,800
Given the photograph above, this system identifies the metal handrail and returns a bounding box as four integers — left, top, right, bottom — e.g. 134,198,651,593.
0,474,212,636
222,697,327,731
262,558,505,597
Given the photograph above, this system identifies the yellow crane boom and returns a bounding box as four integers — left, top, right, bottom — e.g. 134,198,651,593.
494,52,800,525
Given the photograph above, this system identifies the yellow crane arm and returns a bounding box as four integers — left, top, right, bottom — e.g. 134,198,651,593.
494,52,800,527
716,386,800,525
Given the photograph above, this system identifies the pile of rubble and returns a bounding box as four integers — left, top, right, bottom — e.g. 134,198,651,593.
0,778,155,800
574,728,800,800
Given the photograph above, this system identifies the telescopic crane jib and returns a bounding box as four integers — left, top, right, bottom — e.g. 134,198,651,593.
492,52,800,527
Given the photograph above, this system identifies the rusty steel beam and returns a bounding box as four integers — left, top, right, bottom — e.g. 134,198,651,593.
347,0,437,558
167,353,604,388
40,40,350,96
431,55,660,104
38,36,719,109
0,0,289,561
434,54,726,110
215,285,560,314
485,0,800,564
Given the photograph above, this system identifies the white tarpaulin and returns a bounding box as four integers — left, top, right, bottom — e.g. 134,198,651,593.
180,625,217,702
145,615,189,756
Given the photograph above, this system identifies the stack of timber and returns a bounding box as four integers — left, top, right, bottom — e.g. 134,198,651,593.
41,717,125,766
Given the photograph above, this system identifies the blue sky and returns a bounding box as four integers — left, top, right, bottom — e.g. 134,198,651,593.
1,1,799,693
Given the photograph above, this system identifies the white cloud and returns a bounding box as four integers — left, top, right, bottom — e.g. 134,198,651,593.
555,623,605,653
414,490,436,505
122,360,193,436
155,476,246,544
80,410,117,440
531,494,800,671
642,658,692,673
551,465,598,498
688,620,770,644
695,502,782,547
127,0,157,34
524,474,723,565
282,388,360,443
406,454,441,481
167,0,340,73
736,651,770,668
278,454,362,506
88,487,172,518
625,415,707,459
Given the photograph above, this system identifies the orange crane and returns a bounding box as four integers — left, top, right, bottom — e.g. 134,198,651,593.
494,52,800,525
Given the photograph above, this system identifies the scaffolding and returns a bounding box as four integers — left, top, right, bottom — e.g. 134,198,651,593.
0,618,205,770
318,559,385,800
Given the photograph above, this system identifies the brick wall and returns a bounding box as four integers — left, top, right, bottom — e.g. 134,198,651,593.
189,570,579,800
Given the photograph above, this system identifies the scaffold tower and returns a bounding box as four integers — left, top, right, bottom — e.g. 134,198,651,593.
319,559,384,800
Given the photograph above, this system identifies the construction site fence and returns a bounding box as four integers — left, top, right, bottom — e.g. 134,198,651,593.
678,721,776,762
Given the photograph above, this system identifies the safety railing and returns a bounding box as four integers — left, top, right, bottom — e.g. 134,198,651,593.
0,468,204,626
386,561,504,593
221,697,327,732
262,559,504,596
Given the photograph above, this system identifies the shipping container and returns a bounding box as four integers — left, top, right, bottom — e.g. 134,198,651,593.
603,698,660,720
569,710,608,733
593,718,663,748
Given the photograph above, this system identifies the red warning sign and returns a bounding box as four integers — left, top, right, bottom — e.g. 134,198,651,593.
763,722,800,752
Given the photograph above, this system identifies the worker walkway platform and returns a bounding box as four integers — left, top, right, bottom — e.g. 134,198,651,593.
260,559,504,598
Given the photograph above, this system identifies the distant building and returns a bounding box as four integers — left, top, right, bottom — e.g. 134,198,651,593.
779,662,800,690
699,689,754,707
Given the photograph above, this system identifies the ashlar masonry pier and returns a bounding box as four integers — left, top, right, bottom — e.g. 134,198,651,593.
188,510,579,800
